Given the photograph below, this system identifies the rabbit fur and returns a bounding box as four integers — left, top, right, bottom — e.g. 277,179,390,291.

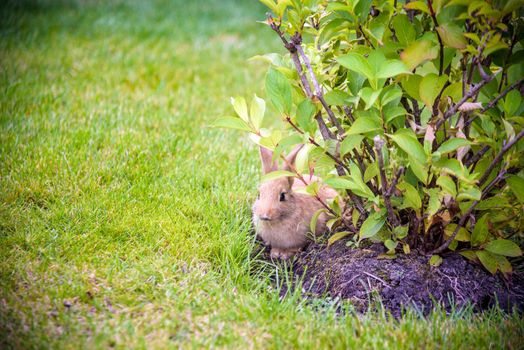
252,145,338,259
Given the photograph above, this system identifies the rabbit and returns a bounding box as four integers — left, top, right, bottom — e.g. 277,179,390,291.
252,144,339,259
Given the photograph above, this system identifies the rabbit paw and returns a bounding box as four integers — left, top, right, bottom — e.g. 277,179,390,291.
270,248,298,260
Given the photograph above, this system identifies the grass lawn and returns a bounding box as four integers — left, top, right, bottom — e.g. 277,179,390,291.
0,0,523,348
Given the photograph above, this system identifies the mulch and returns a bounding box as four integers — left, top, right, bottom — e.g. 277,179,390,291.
260,239,524,317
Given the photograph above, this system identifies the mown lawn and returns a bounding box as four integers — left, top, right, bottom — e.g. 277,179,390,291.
0,0,523,348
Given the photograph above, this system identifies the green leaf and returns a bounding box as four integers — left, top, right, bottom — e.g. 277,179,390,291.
436,23,467,49
231,96,249,122
475,197,510,210
394,226,409,239
383,105,406,124
506,176,524,204
352,208,360,228
261,170,295,183
212,116,252,132
277,134,302,149
364,161,379,183
392,14,416,46
348,163,376,200
354,0,373,22
460,250,478,262
427,188,441,217
398,182,422,210
380,85,403,107
294,143,312,174
442,82,462,102
310,208,327,235
359,211,386,240
437,175,456,197
323,177,353,190
328,231,352,247
347,115,382,135
389,129,426,164
305,180,320,196
337,53,374,83
457,187,481,202
341,135,364,156
324,90,354,106
484,239,522,257
503,90,522,117
401,40,439,70
471,214,490,247
484,42,508,56
266,67,292,115
437,138,471,155
476,250,498,274
401,75,422,100
404,1,430,14
252,131,282,150
376,60,411,79
419,73,448,109
259,0,278,13
296,99,316,134
433,158,466,180
359,87,381,110
318,18,349,45
275,0,291,17
503,120,515,141
409,155,428,184
326,3,353,12
367,51,386,78
493,255,512,275
429,255,443,267
503,0,523,15
348,70,366,96
444,224,471,242
250,94,266,130
385,239,398,252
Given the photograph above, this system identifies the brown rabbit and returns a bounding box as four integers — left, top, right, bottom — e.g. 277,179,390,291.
252,145,338,259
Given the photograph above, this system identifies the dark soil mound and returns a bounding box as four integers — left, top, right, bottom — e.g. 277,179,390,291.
277,240,524,317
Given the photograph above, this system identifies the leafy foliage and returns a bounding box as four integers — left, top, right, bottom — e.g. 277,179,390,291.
217,0,524,275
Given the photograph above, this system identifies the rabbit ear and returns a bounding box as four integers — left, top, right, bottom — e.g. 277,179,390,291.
259,146,277,174
283,144,304,171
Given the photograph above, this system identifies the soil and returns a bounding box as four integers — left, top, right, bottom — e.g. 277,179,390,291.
263,240,524,317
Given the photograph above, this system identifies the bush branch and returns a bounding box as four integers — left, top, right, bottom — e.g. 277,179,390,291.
436,73,495,130
342,107,375,159
464,145,490,168
477,128,524,187
498,26,517,93
482,77,524,113
431,167,507,255
374,136,398,227
267,16,314,99
358,25,375,49
314,111,335,140
463,77,524,129
427,0,444,76
386,167,405,197
292,37,345,135
285,115,349,172
284,116,367,217
281,155,337,216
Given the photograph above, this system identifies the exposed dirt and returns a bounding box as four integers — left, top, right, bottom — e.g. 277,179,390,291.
264,240,524,317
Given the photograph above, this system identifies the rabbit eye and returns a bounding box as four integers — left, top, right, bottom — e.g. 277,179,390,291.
279,192,286,202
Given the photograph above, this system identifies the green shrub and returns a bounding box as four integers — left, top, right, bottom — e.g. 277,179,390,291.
215,0,524,274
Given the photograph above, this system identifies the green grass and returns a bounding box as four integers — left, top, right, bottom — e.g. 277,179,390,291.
0,0,523,348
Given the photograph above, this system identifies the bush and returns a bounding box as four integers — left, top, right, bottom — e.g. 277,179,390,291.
215,0,524,275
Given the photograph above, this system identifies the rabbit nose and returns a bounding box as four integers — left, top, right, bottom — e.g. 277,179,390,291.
259,214,271,221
